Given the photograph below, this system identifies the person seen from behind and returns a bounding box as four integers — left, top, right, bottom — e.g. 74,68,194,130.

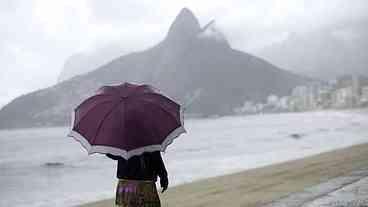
106,151,168,207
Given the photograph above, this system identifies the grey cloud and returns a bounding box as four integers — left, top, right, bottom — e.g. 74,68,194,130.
1,0,368,108
88,0,154,23
0,0,19,13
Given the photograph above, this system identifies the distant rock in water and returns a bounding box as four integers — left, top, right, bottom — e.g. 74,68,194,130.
0,8,308,129
290,133,305,140
43,162,64,167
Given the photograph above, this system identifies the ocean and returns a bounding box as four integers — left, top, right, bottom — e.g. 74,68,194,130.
1,110,367,207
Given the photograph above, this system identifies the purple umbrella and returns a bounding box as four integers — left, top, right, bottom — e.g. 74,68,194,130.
68,82,186,159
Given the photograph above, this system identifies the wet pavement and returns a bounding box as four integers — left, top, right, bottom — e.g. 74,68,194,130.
263,169,368,207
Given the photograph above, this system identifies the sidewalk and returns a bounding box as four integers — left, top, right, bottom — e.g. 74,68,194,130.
79,143,368,207
263,168,368,207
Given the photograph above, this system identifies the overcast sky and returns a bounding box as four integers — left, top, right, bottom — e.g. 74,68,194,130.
1,0,367,108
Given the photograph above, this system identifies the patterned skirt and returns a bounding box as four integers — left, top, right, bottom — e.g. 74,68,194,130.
115,179,161,207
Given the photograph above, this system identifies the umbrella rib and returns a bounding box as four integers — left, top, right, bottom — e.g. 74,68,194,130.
100,85,121,95
75,94,115,110
143,92,178,104
129,92,176,106
137,99,180,127
74,99,116,128
120,99,125,148
141,100,181,142
92,100,123,144
140,92,177,105
137,98,180,124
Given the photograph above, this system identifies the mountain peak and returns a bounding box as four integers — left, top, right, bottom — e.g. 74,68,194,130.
177,7,195,18
166,8,201,41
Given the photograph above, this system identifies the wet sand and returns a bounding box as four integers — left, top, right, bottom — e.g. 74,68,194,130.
78,143,368,207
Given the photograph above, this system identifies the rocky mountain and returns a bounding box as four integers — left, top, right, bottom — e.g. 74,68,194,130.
0,8,308,129
257,19,368,80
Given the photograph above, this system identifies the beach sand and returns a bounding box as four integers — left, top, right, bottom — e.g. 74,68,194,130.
78,143,368,207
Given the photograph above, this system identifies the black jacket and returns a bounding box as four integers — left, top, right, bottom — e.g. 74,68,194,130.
106,151,168,182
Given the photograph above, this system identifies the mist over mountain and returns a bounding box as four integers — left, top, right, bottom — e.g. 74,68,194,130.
0,8,308,129
257,18,368,80
57,44,129,82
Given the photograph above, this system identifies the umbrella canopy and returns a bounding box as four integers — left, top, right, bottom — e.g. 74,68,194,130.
68,82,186,159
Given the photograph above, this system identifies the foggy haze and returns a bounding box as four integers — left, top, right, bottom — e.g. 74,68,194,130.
1,0,368,108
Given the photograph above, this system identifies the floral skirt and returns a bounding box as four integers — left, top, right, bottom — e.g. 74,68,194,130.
115,179,161,207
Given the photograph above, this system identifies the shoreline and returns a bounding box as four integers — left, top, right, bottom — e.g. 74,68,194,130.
1,108,367,132
78,142,368,207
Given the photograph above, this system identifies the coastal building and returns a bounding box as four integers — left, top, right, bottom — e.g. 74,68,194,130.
290,84,322,111
331,86,354,108
255,103,265,113
334,74,368,107
279,96,290,110
287,98,298,112
316,88,332,109
307,83,322,110
267,95,279,107
291,86,309,111
317,83,336,108
360,86,368,106
233,101,258,114
236,74,368,115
